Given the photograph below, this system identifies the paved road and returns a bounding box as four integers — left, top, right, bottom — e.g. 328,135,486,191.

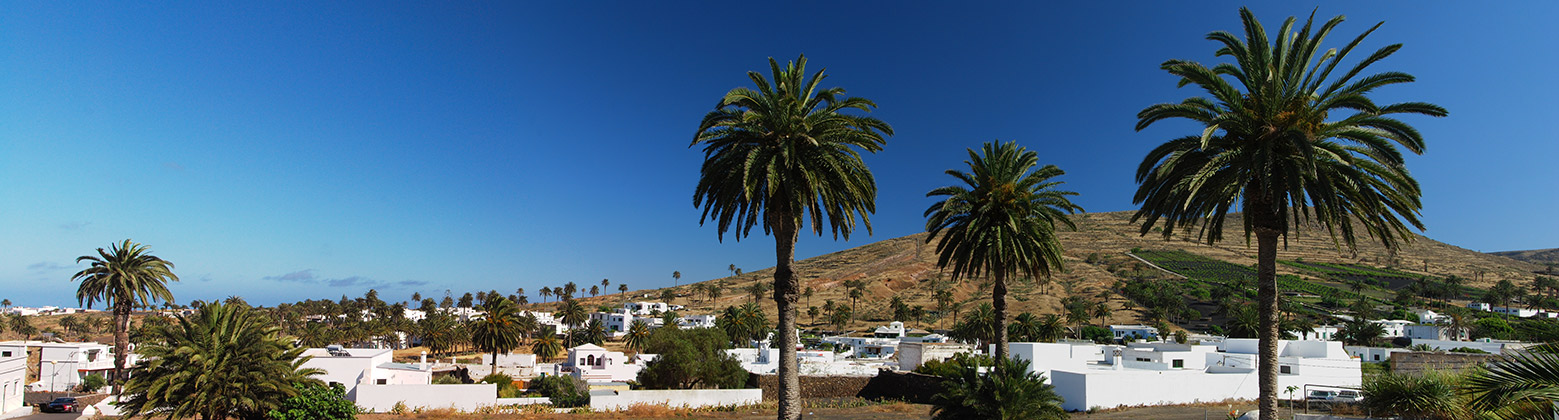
12,412,80,420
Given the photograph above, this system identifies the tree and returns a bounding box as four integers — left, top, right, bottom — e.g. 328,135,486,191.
71,239,180,395
803,287,814,309
672,271,681,286
557,299,587,347
693,54,890,420
119,300,321,419
458,293,474,309
929,357,1066,420
1337,319,1386,346
950,303,997,348
624,320,652,353
562,282,578,300
1131,8,1444,419
934,289,955,328
618,284,628,297
539,288,553,303
0,299,9,310
807,306,820,325
660,289,677,304
1463,349,1559,419
637,327,748,390
924,141,1081,362
471,297,525,371
419,312,458,356
578,319,608,345
589,285,600,299
7,315,35,340
531,334,563,362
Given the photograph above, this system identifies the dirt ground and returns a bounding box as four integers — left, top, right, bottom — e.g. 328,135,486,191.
357,402,1322,420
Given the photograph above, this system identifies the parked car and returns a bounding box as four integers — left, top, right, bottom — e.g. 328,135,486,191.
1334,390,1364,403
41,397,79,413
1306,390,1337,401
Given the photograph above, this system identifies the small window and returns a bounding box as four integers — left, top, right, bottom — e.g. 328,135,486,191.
1172,359,1184,368
1373,354,1381,361
328,381,340,388
1280,365,1292,374
1,351,9,357
376,379,387,385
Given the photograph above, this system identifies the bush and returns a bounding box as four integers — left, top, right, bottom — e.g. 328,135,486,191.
914,352,993,378
481,373,523,398
78,374,106,393
1079,325,1113,344
1361,371,1466,419
267,383,357,420
529,374,589,408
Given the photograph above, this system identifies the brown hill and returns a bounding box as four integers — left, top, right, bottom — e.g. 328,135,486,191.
590,211,1541,330
1489,248,1559,268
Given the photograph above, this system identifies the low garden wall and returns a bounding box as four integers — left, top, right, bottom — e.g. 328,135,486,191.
1391,352,1499,374
589,389,763,411
354,383,497,412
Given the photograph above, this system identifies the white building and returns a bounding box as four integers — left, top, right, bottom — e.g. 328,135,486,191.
1345,346,1409,363
678,314,717,329
1405,324,1469,341
1371,319,1413,338
1297,325,1340,341
1468,302,1493,311
1408,338,1536,355
297,346,432,401
1,351,24,415
1494,307,1539,318
822,334,899,359
1012,340,1361,412
1415,309,1446,324
872,321,907,338
557,344,649,383
589,311,635,336
1109,324,1160,341
0,341,125,392
622,302,670,316
897,342,973,372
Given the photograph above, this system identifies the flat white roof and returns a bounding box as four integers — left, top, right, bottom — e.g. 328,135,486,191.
299,348,392,358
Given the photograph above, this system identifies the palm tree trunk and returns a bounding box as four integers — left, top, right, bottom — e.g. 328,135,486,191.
1255,225,1281,420
772,213,802,420
993,271,1009,361
113,303,130,395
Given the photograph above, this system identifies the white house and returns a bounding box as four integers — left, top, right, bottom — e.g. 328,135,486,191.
1,351,24,415
1408,338,1536,355
1013,339,1361,412
1109,324,1160,341
678,314,717,329
1415,309,1446,324
1494,307,1540,318
872,321,907,338
1298,325,1340,341
297,346,431,401
556,344,649,383
1405,324,1469,341
622,302,670,316
1371,320,1413,338
897,342,973,372
1345,346,1409,363
0,341,125,392
589,311,635,336
1468,302,1493,311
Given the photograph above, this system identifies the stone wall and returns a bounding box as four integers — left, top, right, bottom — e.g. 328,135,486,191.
755,370,945,403
1392,351,1499,374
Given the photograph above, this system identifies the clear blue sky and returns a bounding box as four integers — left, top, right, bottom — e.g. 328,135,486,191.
2,2,1555,307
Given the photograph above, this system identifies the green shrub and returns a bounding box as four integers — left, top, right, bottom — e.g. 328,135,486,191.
636,327,747,389
529,374,589,408
481,373,524,398
1361,371,1466,419
914,352,992,378
267,383,356,420
78,374,106,393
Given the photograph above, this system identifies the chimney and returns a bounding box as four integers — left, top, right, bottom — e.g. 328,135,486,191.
420,351,428,370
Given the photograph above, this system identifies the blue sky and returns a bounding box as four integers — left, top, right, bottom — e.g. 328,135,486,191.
2,2,1555,307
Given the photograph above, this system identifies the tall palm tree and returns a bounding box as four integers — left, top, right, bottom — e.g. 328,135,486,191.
589,285,600,299
557,299,587,348
624,320,652,353
531,333,562,363
1131,9,1445,418
539,287,552,304
618,284,629,298
118,300,321,419
71,239,179,394
471,297,525,371
562,282,578,301
672,271,681,286
693,54,890,420
924,141,1081,361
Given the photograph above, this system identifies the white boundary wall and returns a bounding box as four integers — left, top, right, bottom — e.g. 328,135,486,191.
589,389,762,411
354,384,497,412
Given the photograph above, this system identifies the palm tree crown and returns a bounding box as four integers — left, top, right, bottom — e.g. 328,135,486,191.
1132,8,1444,419
471,297,525,370
924,141,1081,361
